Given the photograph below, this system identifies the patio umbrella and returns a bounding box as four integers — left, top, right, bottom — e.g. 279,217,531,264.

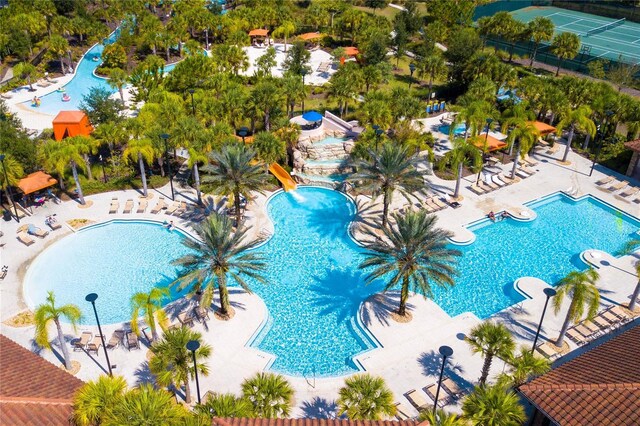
302,111,323,122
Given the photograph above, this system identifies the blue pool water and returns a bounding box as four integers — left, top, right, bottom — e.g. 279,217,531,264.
439,123,467,136
24,221,192,324
314,136,350,146
23,190,640,376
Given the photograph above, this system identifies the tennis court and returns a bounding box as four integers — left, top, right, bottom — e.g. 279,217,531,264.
511,6,640,64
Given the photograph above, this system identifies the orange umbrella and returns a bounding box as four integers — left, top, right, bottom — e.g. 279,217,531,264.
299,32,322,41
528,121,556,135
344,46,359,56
471,135,507,152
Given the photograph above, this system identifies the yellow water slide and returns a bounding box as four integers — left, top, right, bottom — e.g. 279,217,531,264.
269,163,297,192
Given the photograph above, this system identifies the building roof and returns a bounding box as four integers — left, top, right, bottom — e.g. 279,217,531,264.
528,120,556,135
0,334,84,426
518,324,640,426
213,420,421,426
17,171,58,195
624,139,640,152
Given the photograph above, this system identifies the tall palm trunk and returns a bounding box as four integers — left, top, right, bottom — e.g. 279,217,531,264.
84,155,93,180
184,377,192,404
138,153,148,197
205,28,209,48
398,276,409,316
628,280,639,311
217,272,230,315
510,143,521,180
193,163,201,205
264,110,270,131
382,187,392,228
453,162,463,198
158,157,165,177
428,76,434,96
479,351,494,386
556,59,563,77
148,310,158,342
59,55,66,74
55,318,73,370
234,189,242,227
561,124,575,162
582,132,591,150
556,299,575,347
71,161,85,205
118,87,125,104
530,43,539,68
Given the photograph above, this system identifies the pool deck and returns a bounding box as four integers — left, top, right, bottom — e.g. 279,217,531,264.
1,146,639,417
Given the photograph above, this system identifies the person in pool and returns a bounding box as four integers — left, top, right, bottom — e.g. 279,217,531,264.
488,211,496,222
500,211,509,221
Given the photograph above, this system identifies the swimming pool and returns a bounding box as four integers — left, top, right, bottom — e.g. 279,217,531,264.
23,190,640,376
439,123,467,136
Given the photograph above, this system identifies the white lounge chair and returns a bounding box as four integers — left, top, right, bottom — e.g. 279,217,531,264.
123,199,134,214
405,389,430,410
595,176,615,186
108,198,119,214
137,199,148,213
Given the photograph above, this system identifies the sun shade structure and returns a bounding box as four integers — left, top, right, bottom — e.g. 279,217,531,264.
343,46,359,56
248,29,269,37
471,135,507,152
302,111,323,122
18,171,58,195
52,110,93,141
528,120,556,135
298,32,322,41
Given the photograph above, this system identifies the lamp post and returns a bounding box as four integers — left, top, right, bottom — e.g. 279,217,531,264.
85,293,112,376
476,118,493,184
408,63,416,89
433,345,453,415
186,340,201,404
160,133,174,201
99,154,107,183
238,126,249,144
0,154,20,223
189,89,196,116
301,69,307,113
531,288,557,353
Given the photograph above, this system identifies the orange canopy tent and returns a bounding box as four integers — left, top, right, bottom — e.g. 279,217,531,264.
471,134,508,152
528,121,556,135
248,29,269,37
52,111,93,141
343,46,359,56
298,32,322,41
18,171,58,195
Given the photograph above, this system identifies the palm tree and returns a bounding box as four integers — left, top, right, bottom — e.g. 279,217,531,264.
241,372,294,418
108,68,129,104
466,321,515,386
337,374,396,420
451,100,495,141
172,213,266,318
623,239,640,311
130,287,169,343
556,105,596,163
251,79,281,131
419,409,467,426
34,291,82,370
202,144,268,227
0,154,24,203
103,384,189,426
328,69,359,118
504,120,539,180
49,34,70,74
553,269,601,347
527,16,554,67
349,143,425,228
418,52,447,96
496,346,550,388
72,375,127,426
359,210,461,317
69,135,99,181
273,21,296,52
194,393,254,419
187,132,210,206
253,131,286,168
551,32,581,76
441,137,482,199
461,385,526,426
123,138,155,197
41,138,89,204
14,62,37,91
149,327,211,404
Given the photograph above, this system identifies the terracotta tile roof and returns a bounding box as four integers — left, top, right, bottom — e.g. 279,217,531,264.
624,139,640,152
518,324,640,426
0,334,84,425
213,420,422,426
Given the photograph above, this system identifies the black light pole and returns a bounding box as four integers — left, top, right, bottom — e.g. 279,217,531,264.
433,345,453,415
189,89,196,116
85,293,113,376
531,288,557,353
301,69,307,113
476,118,493,184
160,133,174,200
186,340,201,404
99,154,107,183
0,154,20,223
408,63,416,89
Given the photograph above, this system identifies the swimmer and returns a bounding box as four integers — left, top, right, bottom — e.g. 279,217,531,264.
501,211,509,221
488,211,496,222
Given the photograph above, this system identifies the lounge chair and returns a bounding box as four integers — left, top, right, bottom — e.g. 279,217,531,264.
109,198,119,214
430,197,447,210
424,383,449,407
142,326,154,343
394,402,411,420
591,315,612,330
126,331,140,350
405,389,430,410
617,186,639,199
178,311,195,327
546,144,560,155
523,155,539,166
123,199,134,214
499,173,517,184
610,306,632,323
195,306,210,322
165,201,180,215
137,199,148,213
28,226,49,238
491,175,507,187
566,327,589,345
478,181,495,192
74,331,92,351
521,165,536,175
87,335,103,354
575,323,597,338
47,221,62,230
173,201,187,216
442,377,465,398
514,169,530,179
469,183,486,195
423,199,441,212
606,180,628,192
17,232,35,246
600,309,620,325
106,329,125,349
150,197,167,214
595,176,615,186
536,341,560,359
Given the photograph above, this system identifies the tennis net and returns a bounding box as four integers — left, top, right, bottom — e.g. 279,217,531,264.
585,18,626,36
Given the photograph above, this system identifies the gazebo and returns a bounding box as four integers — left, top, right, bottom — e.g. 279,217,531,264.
17,171,58,208
248,29,269,46
52,111,93,141
340,46,359,65
471,134,508,152
298,32,322,49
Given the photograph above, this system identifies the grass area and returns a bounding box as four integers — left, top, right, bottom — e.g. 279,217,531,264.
354,5,402,20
